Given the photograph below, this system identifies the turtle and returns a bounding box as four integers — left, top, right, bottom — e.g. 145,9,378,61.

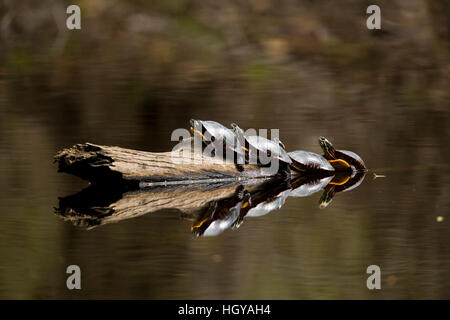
288,150,335,174
191,188,251,237
231,123,292,179
244,188,290,218
319,170,366,208
318,136,366,172
190,119,245,171
232,178,291,229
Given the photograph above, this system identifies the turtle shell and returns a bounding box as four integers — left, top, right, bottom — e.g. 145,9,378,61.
198,197,243,237
319,171,366,209
202,207,240,237
194,120,245,161
201,121,234,144
288,150,335,172
289,176,333,197
246,189,291,217
336,150,366,170
246,135,292,164
341,172,365,192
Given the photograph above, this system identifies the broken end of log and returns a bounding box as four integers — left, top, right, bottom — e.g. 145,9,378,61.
55,143,125,185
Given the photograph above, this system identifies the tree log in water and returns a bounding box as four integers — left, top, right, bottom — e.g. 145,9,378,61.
56,183,238,229
56,177,274,229
54,141,268,188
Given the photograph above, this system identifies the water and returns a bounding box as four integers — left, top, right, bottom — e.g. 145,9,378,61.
1,1,449,299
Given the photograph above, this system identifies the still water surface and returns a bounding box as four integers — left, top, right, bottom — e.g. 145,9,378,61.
0,50,449,299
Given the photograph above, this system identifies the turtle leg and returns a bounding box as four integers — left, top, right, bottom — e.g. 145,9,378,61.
207,200,218,219
235,185,245,200
279,162,291,181
232,191,251,230
232,215,244,229
191,201,218,237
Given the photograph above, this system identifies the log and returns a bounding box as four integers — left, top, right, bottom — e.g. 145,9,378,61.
54,141,271,188
55,176,280,230
56,183,241,229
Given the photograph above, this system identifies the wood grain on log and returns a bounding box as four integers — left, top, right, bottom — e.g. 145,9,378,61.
56,183,241,229
56,177,278,230
54,141,269,188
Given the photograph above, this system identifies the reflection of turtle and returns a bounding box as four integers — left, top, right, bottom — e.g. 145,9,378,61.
289,175,334,198
233,179,291,228
191,187,251,237
319,171,366,208
319,136,366,172
288,150,335,174
190,119,245,171
245,189,290,218
231,123,292,179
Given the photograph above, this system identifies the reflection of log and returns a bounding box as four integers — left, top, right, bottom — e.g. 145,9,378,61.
56,181,267,229
54,142,265,188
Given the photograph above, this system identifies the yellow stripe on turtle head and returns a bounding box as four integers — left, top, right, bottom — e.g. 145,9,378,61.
329,159,351,171
191,128,207,140
328,174,350,186
191,217,209,230
328,175,350,186
319,200,331,209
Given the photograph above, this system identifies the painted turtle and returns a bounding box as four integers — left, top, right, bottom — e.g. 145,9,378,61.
288,150,335,173
191,189,251,237
190,119,245,170
245,189,290,218
319,171,366,208
230,123,292,179
319,136,366,172
232,179,291,229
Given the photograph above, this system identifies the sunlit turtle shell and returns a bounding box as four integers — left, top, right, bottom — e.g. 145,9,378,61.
288,150,335,173
231,123,291,165
190,119,245,161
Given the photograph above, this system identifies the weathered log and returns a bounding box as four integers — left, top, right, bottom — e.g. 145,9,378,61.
55,178,273,229
54,141,270,188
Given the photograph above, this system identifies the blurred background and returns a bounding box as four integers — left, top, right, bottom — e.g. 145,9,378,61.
0,0,448,299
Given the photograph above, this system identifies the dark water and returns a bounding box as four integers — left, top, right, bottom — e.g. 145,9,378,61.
1,1,449,299
1,75,448,299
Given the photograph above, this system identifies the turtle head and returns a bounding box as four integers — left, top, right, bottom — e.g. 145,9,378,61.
190,119,206,139
190,119,200,131
319,188,334,209
241,191,252,207
230,123,246,148
319,136,335,157
230,123,243,134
